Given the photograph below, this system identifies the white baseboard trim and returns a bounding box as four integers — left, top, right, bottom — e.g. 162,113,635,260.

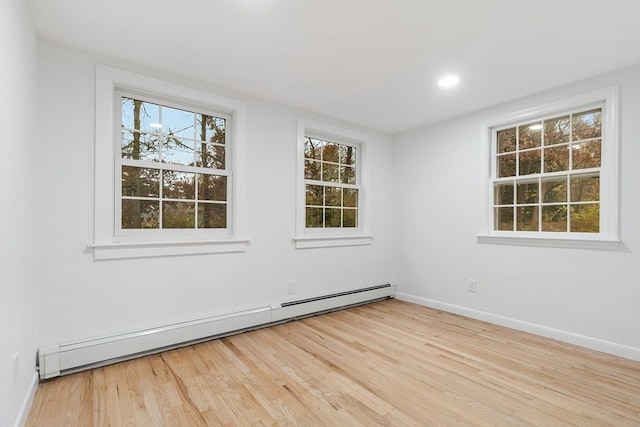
395,292,640,362
13,372,38,427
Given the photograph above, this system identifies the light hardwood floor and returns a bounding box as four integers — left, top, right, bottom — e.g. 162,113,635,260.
27,300,640,426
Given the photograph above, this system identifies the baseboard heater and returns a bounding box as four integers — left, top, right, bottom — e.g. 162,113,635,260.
38,283,394,380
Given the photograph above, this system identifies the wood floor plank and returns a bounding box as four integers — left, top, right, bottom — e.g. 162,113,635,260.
27,300,640,426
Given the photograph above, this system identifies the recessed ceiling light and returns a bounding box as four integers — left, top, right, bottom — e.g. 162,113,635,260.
528,124,542,130
438,75,459,88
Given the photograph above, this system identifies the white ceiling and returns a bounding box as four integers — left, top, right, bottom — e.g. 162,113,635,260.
27,0,640,134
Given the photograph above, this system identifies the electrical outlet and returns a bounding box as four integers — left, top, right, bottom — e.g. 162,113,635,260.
288,280,296,294
468,279,477,293
12,353,18,385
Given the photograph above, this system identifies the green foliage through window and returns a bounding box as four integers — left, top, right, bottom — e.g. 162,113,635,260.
304,137,358,228
493,108,602,233
119,96,228,230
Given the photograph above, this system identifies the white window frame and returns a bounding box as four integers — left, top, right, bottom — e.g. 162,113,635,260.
294,118,373,249
115,90,232,238
478,86,620,249
92,65,249,259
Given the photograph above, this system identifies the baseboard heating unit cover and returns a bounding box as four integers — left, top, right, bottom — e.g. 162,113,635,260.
38,283,394,379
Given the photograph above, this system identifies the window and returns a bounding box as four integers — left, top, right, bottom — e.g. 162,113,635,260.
480,87,619,249
93,65,248,259
118,94,229,233
494,107,602,233
304,136,359,229
295,119,372,249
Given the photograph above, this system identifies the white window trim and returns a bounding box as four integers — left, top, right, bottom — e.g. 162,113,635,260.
477,86,620,250
93,65,249,259
294,118,373,249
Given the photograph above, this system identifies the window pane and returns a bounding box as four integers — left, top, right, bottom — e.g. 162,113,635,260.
494,183,514,205
198,174,226,202
162,137,195,165
518,149,541,175
323,163,339,182
325,208,341,227
543,116,570,145
163,201,195,228
340,166,356,184
306,207,323,228
323,143,340,163
343,209,357,227
572,140,601,170
305,160,321,180
344,188,358,208
306,184,323,206
121,97,136,129
516,206,538,231
497,128,516,153
162,106,195,139
121,130,159,162
570,175,599,202
542,205,567,232
519,123,542,149
325,186,341,207
121,98,160,133
122,199,159,229
490,104,607,236
570,204,599,233
198,203,226,228
197,143,225,169
303,133,360,231
304,138,322,160
572,109,602,141
122,166,160,197
198,115,225,144
543,146,569,172
339,145,356,166
541,177,567,203
497,154,516,178
516,182,538,204
494,207,513,231
163,171,195,200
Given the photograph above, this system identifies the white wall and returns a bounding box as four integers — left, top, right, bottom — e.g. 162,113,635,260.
36,42,394,347
393,66,640,358
0,1,40,426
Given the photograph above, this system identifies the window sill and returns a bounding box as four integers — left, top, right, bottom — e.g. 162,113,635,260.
477,234,621,250
293,235,373,249
89,238,250,260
